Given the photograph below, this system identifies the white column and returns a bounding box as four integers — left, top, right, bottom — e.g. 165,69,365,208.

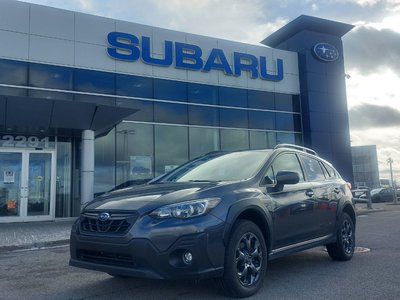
81,130,95,205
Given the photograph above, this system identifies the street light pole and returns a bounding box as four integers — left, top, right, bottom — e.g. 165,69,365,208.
387,157,397,204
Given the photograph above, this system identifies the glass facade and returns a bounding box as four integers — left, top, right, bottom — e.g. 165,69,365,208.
0,58,303,217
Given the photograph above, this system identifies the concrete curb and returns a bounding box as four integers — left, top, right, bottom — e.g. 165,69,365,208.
0,239,70,253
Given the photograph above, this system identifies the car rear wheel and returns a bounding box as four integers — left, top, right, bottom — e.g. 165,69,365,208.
326,213,355,261
221,220,267,298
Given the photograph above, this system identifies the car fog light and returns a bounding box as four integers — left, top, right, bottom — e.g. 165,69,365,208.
183,251,193,264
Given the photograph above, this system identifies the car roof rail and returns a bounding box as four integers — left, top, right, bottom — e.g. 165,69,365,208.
274,144,318,156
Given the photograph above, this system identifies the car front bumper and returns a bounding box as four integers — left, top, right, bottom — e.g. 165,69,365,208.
69,217,225,280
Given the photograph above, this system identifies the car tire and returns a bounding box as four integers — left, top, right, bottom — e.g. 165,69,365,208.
221,220,267,298
326,213,355,261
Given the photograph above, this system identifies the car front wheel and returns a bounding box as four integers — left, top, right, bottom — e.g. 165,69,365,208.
326,212,355,261
221,220,267,298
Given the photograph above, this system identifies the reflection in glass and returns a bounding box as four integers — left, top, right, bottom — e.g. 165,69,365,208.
29,63,73,100
188,83,218,104
247,90,274,110
188,106,219,126
27,153,51,216
219,86,247,107
94,128,116,195
0,59,28,97
154,102,188,124
250,131,276,149
219,108,248,128
189,127,219,159
154,79,187,102
116,74,153,98
74,69,115,105
116,98,154,122
275,113,301,131
155,125,188,177
248,111,275,130
116,123,154,186
276,132,302,145
220,129,249,151
0,152,22,217
56,139,72,218
275,94,300,112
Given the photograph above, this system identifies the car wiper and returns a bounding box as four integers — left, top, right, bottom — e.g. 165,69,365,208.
187,180,221,183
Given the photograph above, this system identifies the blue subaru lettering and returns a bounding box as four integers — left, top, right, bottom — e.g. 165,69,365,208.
107,32,140,61
203,48,233,75
175,42,203,70
142,36,173,66
259,57,284,81
312,42,339,62
106,32,284,81
233,52,258,78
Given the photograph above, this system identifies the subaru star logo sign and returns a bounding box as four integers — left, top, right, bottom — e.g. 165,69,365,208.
98,212,111,222
312,42,339,62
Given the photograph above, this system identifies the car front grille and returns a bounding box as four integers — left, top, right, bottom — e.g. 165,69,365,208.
80,211,139,234
77,249,135,267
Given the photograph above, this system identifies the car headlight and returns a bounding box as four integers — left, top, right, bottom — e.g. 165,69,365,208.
150,198,221,219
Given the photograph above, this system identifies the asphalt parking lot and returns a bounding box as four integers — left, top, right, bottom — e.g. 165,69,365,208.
1,204,400,299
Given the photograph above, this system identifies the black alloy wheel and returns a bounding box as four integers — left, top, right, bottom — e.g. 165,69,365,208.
327,212,355,261
221,220,267,298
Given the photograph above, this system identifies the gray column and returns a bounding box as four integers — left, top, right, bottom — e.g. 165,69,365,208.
81,130,95,205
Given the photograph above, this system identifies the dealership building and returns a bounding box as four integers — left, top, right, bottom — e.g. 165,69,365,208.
0,0,354,222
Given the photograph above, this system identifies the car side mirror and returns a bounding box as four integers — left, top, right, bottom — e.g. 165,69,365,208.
275,171,300,191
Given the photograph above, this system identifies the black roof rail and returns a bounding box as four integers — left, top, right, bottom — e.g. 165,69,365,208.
274,144,318,156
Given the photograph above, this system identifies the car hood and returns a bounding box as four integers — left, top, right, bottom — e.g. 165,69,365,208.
84,182,228,214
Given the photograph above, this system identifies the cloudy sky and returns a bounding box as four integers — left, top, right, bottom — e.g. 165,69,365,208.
21,0,400,183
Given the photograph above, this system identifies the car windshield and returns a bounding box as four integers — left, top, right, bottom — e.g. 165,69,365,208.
156,150,272,183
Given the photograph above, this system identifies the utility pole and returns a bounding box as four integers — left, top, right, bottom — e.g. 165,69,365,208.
387,157,397,204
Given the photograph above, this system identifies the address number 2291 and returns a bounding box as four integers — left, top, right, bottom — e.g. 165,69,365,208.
1,135,51,148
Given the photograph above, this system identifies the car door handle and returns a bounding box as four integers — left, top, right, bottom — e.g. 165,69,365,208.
305,190,314,197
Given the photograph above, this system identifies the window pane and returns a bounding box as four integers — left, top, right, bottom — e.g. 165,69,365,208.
154,102,188,124
276,113,301,131
220,108,248,128
189,127,220,159
154,79,187,102
219,86,247,107
269,153,305,183
94,128,115,195
250,131,277,149
220,129,249,151
0,59,28,96
248,111,275,130
55,139,72,218
248,90,274,110
301,156,326,181
275,93,300,112
116,98,154,122
155,125,188,176
116,74,153,98
74,69,115,105
188,83,218,104
29,63,73,100
188,106,219,126
116,123,154,185
276,132,302,145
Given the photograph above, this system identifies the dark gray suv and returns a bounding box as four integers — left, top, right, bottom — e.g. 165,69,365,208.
70,144,356,298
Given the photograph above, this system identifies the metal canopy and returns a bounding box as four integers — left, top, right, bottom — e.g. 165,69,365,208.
0,96,137,137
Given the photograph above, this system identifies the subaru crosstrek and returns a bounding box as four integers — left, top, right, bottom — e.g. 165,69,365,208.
70,144,356,298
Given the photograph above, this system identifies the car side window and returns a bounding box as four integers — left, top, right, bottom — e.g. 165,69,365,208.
301,156,326,181
264,153,305,185
322,162,337,179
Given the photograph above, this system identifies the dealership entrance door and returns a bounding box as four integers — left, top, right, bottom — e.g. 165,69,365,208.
0,149,56,222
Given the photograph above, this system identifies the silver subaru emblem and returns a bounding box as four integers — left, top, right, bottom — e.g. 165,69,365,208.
98,212,111,222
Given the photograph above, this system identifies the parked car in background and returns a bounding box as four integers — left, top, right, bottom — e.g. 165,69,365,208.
70,144,356,298
370,188,397,202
